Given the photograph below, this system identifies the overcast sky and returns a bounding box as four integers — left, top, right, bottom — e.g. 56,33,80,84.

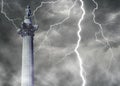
0,0,120,86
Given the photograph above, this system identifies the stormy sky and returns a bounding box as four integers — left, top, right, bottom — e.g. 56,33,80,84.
0,0,120,86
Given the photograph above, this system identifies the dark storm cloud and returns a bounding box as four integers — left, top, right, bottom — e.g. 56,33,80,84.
0,53,14,86
0,0,83,86
95,0,120,11
1,0,120,86
35,52,82,86
92,0,120,24
0,18,21,85
79,0,120,86
0,15,13,43
80,0,120,44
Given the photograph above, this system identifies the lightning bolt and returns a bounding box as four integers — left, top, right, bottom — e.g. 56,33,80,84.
74,0,86,86
1,0,18,29
0,0,86,85
34,0,86,86
92,0,114,69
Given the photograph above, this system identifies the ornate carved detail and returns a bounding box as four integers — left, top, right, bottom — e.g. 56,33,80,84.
17,5,38,37
18,23,38,36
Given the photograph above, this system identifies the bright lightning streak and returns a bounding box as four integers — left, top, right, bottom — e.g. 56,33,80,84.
74,0,86,86
34,0,86,86
0,0,86,85
35,0,78,52
1,0,18,29
33,0,86,85
92,0,114,69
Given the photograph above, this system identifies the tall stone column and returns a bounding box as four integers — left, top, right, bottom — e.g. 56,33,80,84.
17,5,38,86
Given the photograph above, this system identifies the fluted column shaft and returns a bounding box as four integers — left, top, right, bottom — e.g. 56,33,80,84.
21,36,34,86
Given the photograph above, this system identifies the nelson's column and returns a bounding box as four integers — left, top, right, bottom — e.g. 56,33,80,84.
17,6,38,86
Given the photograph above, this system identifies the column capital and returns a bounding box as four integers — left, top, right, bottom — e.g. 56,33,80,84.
17,5,38,37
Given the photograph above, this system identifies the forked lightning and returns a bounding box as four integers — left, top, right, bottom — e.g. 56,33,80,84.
35,0,86,86
1,0,18,29
0,0,87,86
92,0,114,69
75,0,86,86
36,0,78,51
